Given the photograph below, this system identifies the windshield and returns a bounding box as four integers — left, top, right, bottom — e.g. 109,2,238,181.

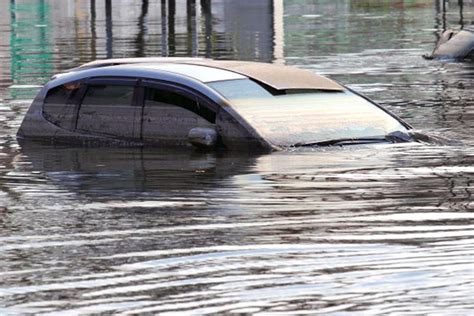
209,79,409,147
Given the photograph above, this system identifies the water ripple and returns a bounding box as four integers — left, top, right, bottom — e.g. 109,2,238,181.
1,0,473,314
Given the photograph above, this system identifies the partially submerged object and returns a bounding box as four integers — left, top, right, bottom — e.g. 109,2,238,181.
424,26,474,61
18,58,415,151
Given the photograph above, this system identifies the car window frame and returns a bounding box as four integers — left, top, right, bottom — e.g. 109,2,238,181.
138,79,220,142
44,76,222,142
80,77,140,107
139,79,219,114
42,81,87,131
74,77,141,132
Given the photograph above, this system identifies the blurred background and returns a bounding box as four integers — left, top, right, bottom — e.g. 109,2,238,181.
1,0,472,85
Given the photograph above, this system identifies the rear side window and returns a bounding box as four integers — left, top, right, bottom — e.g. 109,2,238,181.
82,85,135,107
44,82,82,105
44,86,70,105
43,83,82,130
144,88,216,123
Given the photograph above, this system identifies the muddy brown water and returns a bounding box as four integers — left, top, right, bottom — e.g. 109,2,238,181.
0,1,473,314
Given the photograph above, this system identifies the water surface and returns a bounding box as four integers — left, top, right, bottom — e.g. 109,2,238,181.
0,0,473,314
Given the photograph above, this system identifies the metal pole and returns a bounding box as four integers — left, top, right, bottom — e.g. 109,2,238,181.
201,0,212,58
161,0,168,56
10,0,17,81
434,0,441,42
90,0,97,59
135,0,149,57
272,0,284,64
105,0,113,58
168,0,176,56
187,0,197,56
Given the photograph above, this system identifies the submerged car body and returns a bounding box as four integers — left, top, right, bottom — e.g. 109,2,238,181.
17,58,413,151
425,26,474,61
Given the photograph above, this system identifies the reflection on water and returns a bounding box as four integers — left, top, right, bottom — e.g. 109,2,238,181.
0,0,474,314
1,142,473,314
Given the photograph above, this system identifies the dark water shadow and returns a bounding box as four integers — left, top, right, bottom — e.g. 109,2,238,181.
17,141,260,199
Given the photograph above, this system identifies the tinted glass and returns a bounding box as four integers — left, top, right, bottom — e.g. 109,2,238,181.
82,85,134,107
208,79,272,100
144,88,216,123
209,79,408,146
44,86,71,105
43,83,82,130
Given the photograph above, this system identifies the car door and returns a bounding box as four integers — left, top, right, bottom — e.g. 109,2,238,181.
76,77,141,140
140,81,217,146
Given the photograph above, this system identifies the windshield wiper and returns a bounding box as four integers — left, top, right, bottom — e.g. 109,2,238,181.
294,131,414,147
294,137,387,147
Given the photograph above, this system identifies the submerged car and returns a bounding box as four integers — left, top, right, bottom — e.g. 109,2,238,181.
424,26,474,61
17,58,415,151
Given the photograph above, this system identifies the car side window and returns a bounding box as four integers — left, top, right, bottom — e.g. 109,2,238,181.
43,83,82,130
44,86,70,105
82,84,135,107
141,87,216,144
144,88,216,123
76,83,140,138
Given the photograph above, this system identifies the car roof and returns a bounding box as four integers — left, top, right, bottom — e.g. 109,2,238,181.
188,60,344,91
71,58,344,92
119,63,246,82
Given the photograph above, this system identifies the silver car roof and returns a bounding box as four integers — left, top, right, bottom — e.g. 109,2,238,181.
120,63,246,82
43,64,237,107
52,62,245,83
74,57,205,70
68,58,345,92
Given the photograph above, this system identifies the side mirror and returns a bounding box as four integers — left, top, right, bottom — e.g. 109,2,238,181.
188,127,218,150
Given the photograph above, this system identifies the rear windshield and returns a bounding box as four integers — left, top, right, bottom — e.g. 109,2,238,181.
208,79,408,146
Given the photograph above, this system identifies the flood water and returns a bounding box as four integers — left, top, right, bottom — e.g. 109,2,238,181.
1,0,474,314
